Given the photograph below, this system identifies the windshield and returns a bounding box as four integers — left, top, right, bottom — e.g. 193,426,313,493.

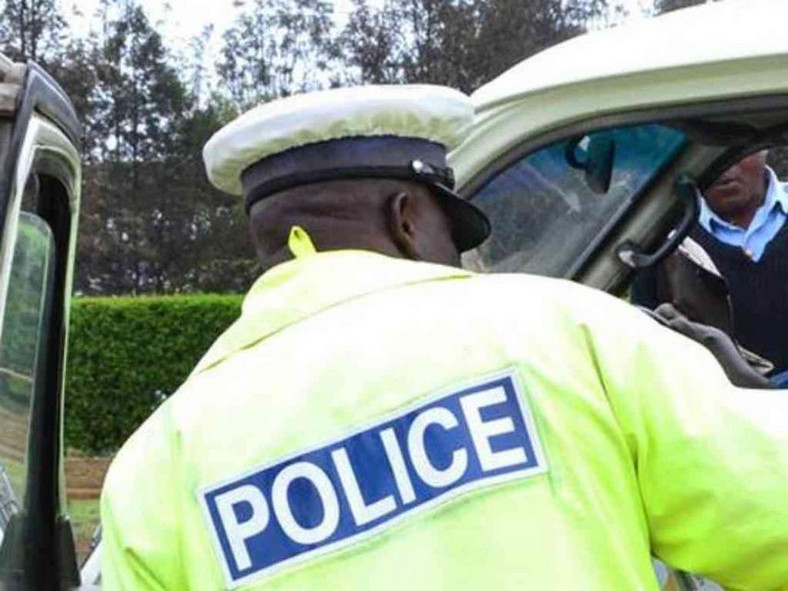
464,124,688,276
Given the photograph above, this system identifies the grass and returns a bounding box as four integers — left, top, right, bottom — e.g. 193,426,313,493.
2,460,100,564
67,498,101,563
1,457,26,500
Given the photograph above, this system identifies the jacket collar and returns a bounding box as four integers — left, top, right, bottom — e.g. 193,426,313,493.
192,228,472,375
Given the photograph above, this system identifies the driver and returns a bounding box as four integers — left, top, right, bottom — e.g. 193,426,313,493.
635,151,788,383
692,151,788,381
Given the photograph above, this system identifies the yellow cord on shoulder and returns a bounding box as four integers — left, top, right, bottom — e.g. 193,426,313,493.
288,225,317,258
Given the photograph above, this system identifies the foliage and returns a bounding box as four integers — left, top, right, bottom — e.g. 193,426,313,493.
217,0,337,109
71,2,258,295
95,4,190,169
653,0,720,15
76,124,260,295
67,498,100,558
65,294,242,453
341,0,611,93
0,0,65,63
339,0,409,85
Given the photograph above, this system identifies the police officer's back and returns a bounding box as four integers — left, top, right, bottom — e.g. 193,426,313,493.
100,86,788,590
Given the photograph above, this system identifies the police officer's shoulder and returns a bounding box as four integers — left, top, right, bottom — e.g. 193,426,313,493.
469,270,657,332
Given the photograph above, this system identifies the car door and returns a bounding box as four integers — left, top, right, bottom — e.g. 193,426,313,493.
0,55,83,589
449,1,788,589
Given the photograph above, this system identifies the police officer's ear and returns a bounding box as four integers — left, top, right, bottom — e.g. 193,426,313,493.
388,191,421,260
387,188,461,266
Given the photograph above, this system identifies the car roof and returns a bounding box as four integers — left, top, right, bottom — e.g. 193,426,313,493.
472,0,788,111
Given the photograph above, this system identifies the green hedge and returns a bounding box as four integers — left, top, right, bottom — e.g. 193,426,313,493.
65,294,242,453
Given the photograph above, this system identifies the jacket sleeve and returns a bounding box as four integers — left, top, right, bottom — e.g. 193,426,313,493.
578,289,788,590
100,406,182,590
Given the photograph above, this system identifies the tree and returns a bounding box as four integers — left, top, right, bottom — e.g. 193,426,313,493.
64,1,263,296
470,0,609,89
94,2,190,181
0,0,64,63
340,0,409,85
46,39,103,162
341,0,612,93
653,0,720,15
75,1,194,294
217,0,337,109
75,99,260,296
182,24,214,106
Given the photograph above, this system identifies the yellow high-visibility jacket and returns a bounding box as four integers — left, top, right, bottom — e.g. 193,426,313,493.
101,235,788,590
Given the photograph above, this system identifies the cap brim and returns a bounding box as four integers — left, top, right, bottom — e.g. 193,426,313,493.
431,184,491,253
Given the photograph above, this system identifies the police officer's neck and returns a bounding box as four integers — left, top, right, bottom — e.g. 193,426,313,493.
250,182,459,271
256,234,409,273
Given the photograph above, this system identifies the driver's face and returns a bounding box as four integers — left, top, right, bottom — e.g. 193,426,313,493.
704,151,768,225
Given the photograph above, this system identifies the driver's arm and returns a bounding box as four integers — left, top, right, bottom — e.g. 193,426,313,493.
649,303,771,389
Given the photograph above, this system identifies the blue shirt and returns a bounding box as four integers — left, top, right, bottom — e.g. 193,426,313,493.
698,166,788,262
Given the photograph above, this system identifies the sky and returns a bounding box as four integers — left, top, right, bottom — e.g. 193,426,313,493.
70,0,361,48
68,0,657,54
65,0,657,94
67,0,362,93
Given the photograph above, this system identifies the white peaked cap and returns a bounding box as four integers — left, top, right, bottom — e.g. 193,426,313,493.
203,84,475,196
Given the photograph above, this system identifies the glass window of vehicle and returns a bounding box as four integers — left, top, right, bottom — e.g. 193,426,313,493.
0,177,54,524
463,124,688,276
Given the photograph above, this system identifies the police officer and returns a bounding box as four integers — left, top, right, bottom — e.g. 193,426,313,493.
101,85,788,590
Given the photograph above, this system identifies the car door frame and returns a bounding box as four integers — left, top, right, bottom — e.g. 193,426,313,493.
0,57,83,589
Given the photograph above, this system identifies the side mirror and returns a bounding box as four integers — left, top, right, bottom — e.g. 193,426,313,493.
565,134,616,194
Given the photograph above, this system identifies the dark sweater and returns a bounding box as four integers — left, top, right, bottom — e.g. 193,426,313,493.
691,222,788,373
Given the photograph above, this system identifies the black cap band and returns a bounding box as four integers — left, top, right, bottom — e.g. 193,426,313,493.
241,135,491,252
241,136,452,211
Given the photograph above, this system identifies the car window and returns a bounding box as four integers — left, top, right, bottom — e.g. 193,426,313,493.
463,124,688,276
0,184,55,510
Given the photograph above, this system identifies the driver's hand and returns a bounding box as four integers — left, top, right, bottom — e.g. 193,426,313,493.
653,303,771,389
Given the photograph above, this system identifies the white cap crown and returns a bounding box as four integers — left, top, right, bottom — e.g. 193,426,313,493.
203,84,474,196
